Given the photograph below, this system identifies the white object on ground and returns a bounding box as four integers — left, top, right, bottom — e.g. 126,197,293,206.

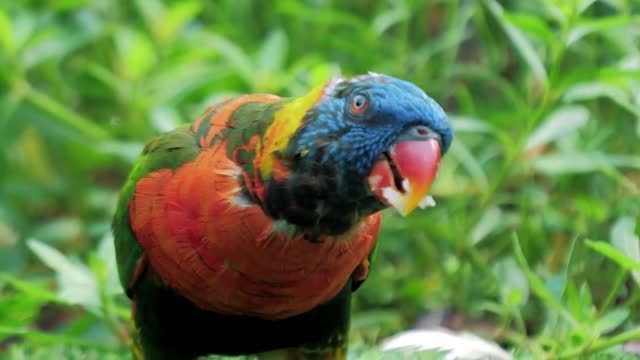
381,328,513,360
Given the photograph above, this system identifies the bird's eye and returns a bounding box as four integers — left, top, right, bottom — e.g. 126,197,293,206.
350,94,369,114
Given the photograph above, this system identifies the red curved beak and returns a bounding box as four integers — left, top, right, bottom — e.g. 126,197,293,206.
367,139,441,216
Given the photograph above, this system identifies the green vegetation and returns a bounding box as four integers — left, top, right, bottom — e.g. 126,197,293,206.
1,0,639,359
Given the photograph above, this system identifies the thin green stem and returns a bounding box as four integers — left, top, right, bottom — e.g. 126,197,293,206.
599,269,628,314
23,82,111,140
498,329,547,359
555,326,640,359
620,286,640,309
99,286,128,344
512,307,527,335
512,233,580,328
94,258,128,343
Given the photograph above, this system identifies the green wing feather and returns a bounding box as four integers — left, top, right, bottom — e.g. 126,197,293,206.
112,124,200,295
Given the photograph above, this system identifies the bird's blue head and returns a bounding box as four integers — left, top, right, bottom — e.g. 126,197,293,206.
264,73,453,236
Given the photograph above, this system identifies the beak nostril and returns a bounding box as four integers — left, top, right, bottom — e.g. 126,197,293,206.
415,127,429,137
398,125,441,144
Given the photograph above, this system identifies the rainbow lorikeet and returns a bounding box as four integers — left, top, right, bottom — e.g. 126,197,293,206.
112,73,453,359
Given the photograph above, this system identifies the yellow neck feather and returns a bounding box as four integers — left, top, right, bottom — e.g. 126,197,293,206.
257,84,326,179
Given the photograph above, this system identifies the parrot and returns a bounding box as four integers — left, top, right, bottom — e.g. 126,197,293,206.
112,73,453,360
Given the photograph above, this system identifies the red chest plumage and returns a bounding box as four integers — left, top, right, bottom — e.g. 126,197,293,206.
129,144,381,319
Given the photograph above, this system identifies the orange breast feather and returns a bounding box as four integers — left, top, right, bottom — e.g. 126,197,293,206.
129,143,381,319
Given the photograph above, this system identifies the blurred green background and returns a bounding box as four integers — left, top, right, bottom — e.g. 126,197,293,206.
1,0,639,359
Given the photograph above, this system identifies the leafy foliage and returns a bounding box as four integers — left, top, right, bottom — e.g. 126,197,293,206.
1,0,639,359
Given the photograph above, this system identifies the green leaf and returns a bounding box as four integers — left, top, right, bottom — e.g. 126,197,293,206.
484,0,547,83
276,0,372,35
539,0,566,25
610,217,640,285
449,140,490,191
146,61,231,104
47,0,88,11
493,257,529,306
27,238,101,314
24,87,111,140
307,62,340,87
504,13,555,47
351,310,403,330
32,217,83,245
578,282,593,317
0,274,61,305
533,152,599,174
568,16,640,46
564,282,585,321
449,115,494,133
593,308,629,334
586,240,640,271
94,233,123,298
199,32,254,85
512,233,578,326
157,1,201,43
372,0,409,35
150,105,181,133
532,152,640,176
525,106,590,151
0,275,62,333
8,10,36,52
471,206,503,244
563,81,640,117
0,8,15,54
577,0,598,14
0,292,44,332
114,27,156,80
255,29,288,74
134,0,166,38
97,141,144,164
20,22,99,69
